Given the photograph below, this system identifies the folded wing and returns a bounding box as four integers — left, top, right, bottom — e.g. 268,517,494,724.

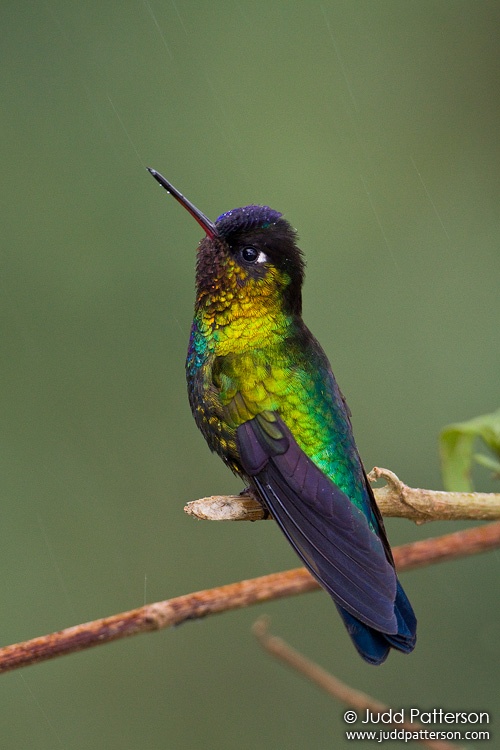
237,412,400,634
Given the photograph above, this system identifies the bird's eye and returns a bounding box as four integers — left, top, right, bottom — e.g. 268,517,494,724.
240,246,267,264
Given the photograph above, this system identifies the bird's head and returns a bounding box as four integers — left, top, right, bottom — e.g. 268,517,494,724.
149,169,305,316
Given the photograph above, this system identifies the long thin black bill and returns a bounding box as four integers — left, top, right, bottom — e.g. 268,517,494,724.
147,168,218,239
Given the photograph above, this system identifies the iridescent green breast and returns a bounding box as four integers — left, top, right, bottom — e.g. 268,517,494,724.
186,310,367,511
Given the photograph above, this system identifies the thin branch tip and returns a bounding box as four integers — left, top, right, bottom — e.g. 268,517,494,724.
252,615,271,640
254,620,465,750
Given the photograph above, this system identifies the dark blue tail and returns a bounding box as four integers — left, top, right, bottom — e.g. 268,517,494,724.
337,581,417,665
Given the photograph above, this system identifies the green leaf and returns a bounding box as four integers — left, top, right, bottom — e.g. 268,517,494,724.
439,408,500,491
473,452,500,475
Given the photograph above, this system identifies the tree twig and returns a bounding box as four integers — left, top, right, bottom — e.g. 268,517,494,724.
1,522,499,674
253,617,464,750
184,468,500,524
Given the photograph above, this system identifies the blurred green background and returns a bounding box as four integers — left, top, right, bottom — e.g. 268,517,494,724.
1,1,499,748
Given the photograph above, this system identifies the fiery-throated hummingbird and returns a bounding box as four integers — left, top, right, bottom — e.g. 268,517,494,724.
148,168,416,664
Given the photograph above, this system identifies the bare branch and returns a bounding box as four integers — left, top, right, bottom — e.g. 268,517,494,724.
184,468,500,523
391,521,500,570
253,618,464,750
0,569,316,674
0,522,499,674
369,467,500,523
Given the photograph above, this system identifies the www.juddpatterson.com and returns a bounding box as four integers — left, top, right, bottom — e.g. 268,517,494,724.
342,708,490,743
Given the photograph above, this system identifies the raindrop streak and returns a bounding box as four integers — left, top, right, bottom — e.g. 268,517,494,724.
37,513,78,622
172,314,188,336
410,156,451,241
360,175,399,271
143,0,174,59
43,5,145,172
204,72,244,150
107,95,147,168
83,84,125,165
170,0,189,35
18,674,66,750
320,6,359,113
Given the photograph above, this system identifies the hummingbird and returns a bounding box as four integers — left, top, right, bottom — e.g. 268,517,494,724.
148,168,416,664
